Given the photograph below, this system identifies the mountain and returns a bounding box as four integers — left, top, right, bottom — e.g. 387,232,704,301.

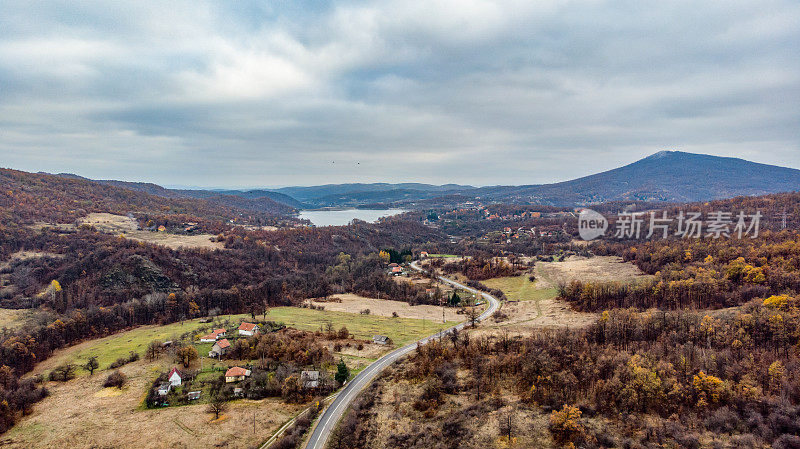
476,151,800,206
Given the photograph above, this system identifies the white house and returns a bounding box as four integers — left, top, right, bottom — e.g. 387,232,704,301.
238,322,259,336
168,367,182,387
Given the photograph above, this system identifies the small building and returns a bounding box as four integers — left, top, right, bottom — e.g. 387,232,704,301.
156,382,172,396
300,370,320,389
209,338,231,358
225,366,251,383
238,322,259,336
168,367,182,387
233,387,245,397
420,251,429,258
199,333,218,343
213,328,226,338
390,266,402,275
373,335,390,345
187,391,201,401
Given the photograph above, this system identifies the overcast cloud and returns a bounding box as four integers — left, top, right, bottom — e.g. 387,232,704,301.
1,0,798,188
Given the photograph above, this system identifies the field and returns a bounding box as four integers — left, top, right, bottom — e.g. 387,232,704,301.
311,293,464,321
30,315,247,377
265,307,459,346
5,359,303,449
31,305,460,378
0,308,26,330
480,256,649,333
80,213,225,250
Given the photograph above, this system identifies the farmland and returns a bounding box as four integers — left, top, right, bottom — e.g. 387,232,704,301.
5,359,304,449
30,306,460,378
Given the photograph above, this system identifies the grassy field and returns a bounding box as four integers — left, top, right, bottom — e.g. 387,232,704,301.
265,307,458,346
33,307,458,377
33,314,248,376
483,276,559,303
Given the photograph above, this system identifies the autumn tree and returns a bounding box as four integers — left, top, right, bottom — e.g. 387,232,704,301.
175,345,198,368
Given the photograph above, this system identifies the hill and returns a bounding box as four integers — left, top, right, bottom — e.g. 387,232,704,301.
477,151,800,205
0,169,289,226
60,177,303,213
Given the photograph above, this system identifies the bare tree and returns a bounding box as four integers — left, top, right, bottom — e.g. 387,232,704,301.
207,395,227,420
84,356,99,375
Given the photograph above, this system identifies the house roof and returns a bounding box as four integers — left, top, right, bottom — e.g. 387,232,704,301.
200,333,217,340
238,322,257,331
213,329,225,334
168,367,182,379
215,338,231,349
225,366,250,377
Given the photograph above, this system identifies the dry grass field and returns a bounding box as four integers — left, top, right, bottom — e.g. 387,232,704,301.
0,308,26,330
311,293,464,321
479,256,650,334
79,213,224,250
4,359,303,449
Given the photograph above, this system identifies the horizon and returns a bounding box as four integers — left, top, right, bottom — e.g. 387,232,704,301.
19,149,800,191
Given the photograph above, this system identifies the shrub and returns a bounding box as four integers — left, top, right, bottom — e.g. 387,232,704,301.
103,370,127,389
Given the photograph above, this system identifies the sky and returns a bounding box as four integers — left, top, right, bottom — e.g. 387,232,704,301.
1,0,798,188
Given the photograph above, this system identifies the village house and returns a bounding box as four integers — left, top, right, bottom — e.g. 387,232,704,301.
156,382,171,396
199,333,218,343
300,370,320,389
213,328,226,338
209,338,231,358
168,367,182,387
419,251,429,258
373,335,390,345
225,366,251,383
238,322,259,336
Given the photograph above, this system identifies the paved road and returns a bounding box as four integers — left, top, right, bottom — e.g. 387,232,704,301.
304,261,500,449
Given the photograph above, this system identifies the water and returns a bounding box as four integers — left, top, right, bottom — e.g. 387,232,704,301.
297,208,406,226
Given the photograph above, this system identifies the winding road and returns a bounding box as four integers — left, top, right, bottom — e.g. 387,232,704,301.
303,261,501,449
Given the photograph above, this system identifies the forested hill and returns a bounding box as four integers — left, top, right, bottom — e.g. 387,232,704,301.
55,174,301,214
1,168,288,226
477,151,800,205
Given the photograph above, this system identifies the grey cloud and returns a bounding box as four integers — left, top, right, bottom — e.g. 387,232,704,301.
0,0,798,187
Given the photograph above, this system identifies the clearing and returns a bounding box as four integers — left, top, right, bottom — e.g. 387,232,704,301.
311,293,464,321
5,358,303,449
265,307,459,347
0,308,27,330
481,256,650,333
79,213,224,250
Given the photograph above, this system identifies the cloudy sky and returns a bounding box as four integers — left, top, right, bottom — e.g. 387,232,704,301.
1,1,798,188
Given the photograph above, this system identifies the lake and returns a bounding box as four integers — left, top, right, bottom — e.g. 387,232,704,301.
298,208,407,227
